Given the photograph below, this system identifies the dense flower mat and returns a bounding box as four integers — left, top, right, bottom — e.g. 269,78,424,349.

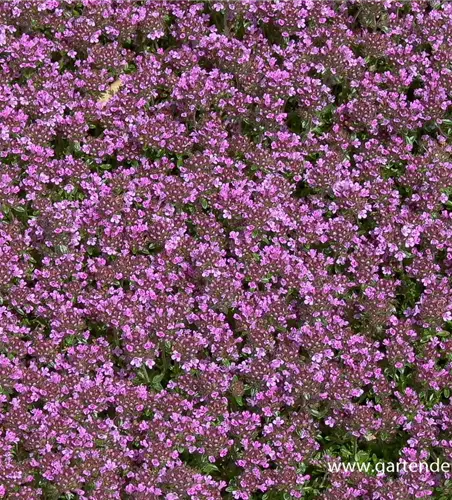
0,0,451,498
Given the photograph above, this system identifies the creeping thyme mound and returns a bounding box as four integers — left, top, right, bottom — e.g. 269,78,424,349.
0,1,452,499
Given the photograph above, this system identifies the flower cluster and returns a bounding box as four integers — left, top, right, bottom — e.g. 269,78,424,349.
0,0,451,499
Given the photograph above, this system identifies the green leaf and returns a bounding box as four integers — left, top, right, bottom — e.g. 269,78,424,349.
201,463,219,474
57,245,69,255
152,373,165,391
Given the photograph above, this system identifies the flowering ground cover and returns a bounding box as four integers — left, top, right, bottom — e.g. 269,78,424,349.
0,0,452,498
